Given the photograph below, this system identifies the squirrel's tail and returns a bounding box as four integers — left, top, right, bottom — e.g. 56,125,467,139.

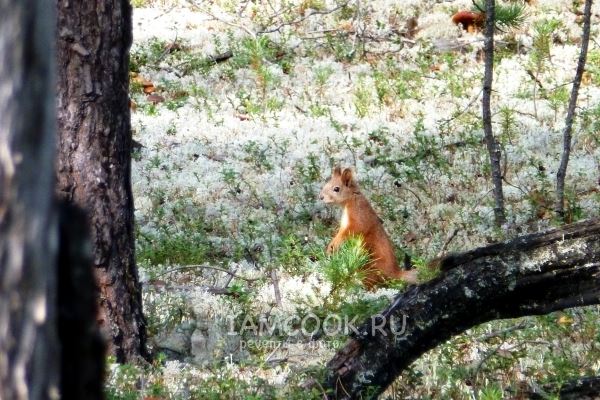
393,269,418,284
390,269,419,284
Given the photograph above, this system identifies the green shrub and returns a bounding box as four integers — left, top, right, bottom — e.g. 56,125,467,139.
320,236,370,303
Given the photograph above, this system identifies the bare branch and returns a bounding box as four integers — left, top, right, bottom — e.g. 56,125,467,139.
153,264,264,282
257,1,353,35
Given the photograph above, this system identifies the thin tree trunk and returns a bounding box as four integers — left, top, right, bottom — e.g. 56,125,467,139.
482,0,506,226
55,0,149,362
555,0,593,219
0,0,58,397
320,219,600,399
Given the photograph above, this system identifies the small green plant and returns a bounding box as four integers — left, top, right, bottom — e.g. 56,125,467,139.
412,256,440,282
189,374,278,400
320,236,370,303
337,296,391,322
159,79,189,111
548,86,569,122
498,106,517,145
325,31,355,62
228,282,252,305
309,103,330,117
563,188,584,224
580,102,600,147
131,148,142,162
105,362,142,400
137,231,212,266
299,0,327,13
528,18,563,117
130,0,149,7
235,70,282,116
353,76,374,118
278,234,312,275
393,68,422,100
142,290,194,336
478,384,504,400
138,102,158,116
129,76,144,94
446,70,469,98
587,49,600,85
242,140,274,172
189,83,217,117
530,18,562,73
314,65,335,95
221,167,242,196
472,0,527,30
179,53,220,76
165,121,177,136
373,70,391,106
231,36,288,78
129,38,171,72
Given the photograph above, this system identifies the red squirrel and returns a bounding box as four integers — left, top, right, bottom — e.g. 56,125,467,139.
451,10,484,32
319,167,418,289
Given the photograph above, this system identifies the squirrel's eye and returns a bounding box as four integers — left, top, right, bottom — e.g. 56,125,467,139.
333,186,340,192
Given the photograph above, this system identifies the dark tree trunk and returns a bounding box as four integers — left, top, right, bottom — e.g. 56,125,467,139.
321,219,600,399
559,376,600,399
0,0,58,398
55,0,148,362
57,203,106,400
482,0,506,226
555,0,593,219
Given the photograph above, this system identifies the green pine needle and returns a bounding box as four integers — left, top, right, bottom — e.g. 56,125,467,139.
320,236,370,291
472,0,527,30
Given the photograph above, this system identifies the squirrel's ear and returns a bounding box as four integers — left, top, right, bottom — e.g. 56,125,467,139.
341,168,354,187
332,166,342,176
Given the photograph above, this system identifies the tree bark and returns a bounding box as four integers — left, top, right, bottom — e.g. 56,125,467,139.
55,0,148,362
482,0,506,226
0,0,59,398
321,219,600,399
555,0,593,219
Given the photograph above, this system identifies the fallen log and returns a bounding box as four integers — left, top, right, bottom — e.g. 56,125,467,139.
321,219,600,399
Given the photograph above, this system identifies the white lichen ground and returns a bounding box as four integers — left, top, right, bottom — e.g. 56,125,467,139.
108,0,600,398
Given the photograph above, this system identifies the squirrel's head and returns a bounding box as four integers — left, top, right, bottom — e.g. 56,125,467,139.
319,166,358,204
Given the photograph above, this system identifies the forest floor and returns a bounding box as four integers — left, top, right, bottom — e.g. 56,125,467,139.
107,0,600,398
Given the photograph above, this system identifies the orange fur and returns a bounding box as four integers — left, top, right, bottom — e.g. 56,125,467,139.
451,10,484,32
319,167,417,289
